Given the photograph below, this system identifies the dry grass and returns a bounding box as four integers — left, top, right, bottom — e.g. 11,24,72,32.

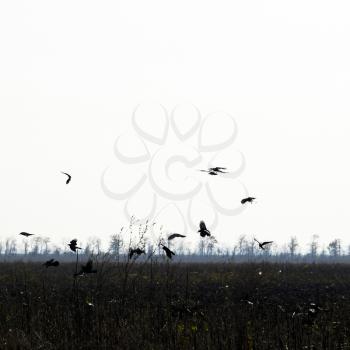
0,261,350,349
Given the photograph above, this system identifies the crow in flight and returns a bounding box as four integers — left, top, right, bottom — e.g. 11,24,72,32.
254,238,273,250
198,220,211,237
129,248,146,259
168,233,186,241
19,232,34,237
75,259,97,276
241,197,256,204
61,172,72,184
209,167,227,173
68,239,82,252
199,167,227,176
43,259,59,268
162,245,175,259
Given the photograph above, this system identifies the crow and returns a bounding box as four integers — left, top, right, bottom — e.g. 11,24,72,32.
199,167,228,175
68,239,82,252
198,220,211,237
129,248,146,259
19,232,34,237
43,259,59,268
209,167,227,173
61,172,72,184
162,245,175,259
254,238,273,250
241,197,256,204
168,233,186,241
75,259,97,276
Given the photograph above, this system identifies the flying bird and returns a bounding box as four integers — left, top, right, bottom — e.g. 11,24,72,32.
162,245,175,259
198,220,211,237
241,197,256,204
168,233,186,241
129,248,146,259
75,259,97,276
61,172,72,184
43,259,59,268
209,167,227,173
199,167,228,176
254,238,273,250
19,232,34,237
68,239,82,252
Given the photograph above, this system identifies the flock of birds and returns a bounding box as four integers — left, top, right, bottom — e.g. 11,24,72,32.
17,168,274,273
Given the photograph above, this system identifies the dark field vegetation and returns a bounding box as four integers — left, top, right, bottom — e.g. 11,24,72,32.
1,261,350,349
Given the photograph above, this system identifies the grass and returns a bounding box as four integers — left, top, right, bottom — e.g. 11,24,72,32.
0,261,350,349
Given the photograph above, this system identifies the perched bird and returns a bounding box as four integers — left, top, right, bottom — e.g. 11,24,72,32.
19,232,34,237
43,259,59,268
129,248,146,259
162,245,175,259
75,259,97,276
61,172,72,184
198,220,211,237
254,238,273,250
68,239,82,252
241,197,256,204
168,233,186,241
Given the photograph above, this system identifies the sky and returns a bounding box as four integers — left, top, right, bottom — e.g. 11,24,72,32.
1,0,350,253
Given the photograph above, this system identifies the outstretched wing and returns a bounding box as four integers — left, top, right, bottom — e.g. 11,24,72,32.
199,221,207,230
168,233,186,240
70,239,78,245
261,241,273,246
61,172,72,184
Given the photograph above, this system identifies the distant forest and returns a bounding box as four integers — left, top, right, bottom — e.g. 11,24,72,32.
1,232,349,263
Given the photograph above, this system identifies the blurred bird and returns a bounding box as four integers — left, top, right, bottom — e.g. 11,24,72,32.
129,248,146,259
162,245,175,259
168,233,186,241
68,239,81,252
241,197,256,204
199,167,227,176
43,259,59,268
209,167,227,173
198,220,211,237
19,232,34,237
75,259,97,276
254,238,273,250
61,172,72,184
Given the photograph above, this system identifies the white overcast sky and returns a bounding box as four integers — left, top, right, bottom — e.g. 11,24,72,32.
1,1,350,252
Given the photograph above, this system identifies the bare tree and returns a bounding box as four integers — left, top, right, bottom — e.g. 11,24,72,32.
5,238,17,256
328,239,341,258
288,236,298,258
109,232,124,261
309,234,319,259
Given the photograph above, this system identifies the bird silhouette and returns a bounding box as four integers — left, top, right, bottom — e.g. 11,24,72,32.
75,259,97,276
61,172,72,184
209,167,227,173
162,245,175,259
68,239,82,252
43,259,59,268
254,238,273,250
198,220,211,237
168,233,186,241
129,248,146,259
19,232,34,237
241,197,256,204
